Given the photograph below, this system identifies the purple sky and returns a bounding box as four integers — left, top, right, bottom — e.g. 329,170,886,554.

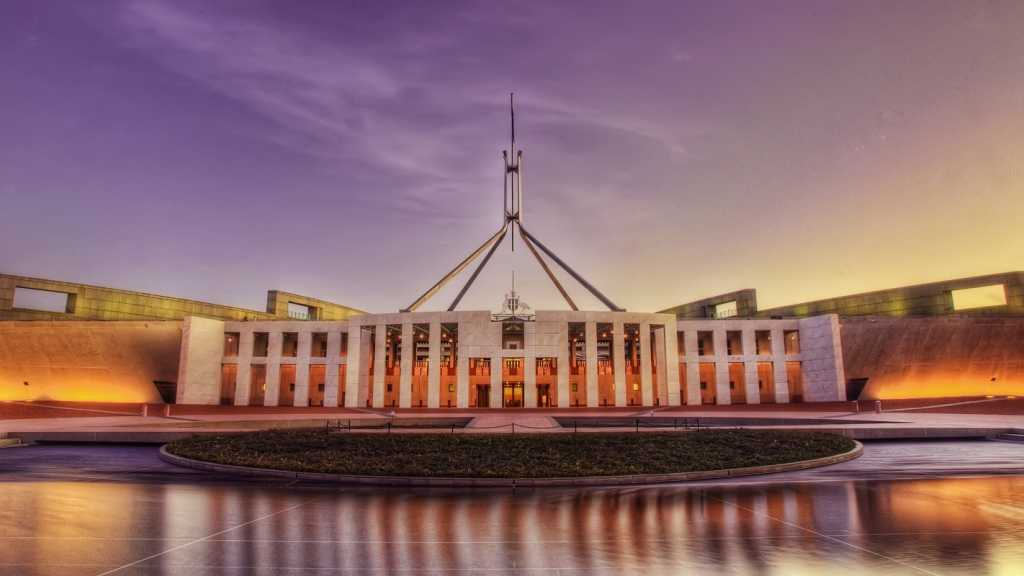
2,1,1022,313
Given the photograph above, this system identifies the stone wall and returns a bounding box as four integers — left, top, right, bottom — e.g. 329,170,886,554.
841,316,1024,399
759,271,1024,318
0,273,364,322
658,271,1023,320
0,320,180,403
798,315,846,401
658,289,758,319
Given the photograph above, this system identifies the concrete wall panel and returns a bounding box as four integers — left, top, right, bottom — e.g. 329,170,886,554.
0,320,180,402
842,316,1024,399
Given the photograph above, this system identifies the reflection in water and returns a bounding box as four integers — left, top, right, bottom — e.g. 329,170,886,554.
2,477,1024,575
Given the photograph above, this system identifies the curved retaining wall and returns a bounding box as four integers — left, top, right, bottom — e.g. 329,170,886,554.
159,441,863,488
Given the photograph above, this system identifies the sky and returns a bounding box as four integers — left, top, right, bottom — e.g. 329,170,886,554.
1,1,1021,314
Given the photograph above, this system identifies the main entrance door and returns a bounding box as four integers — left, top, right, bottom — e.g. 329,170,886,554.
536,384,552,407
475,385,490,407
503,382,524,407
502,357,525,408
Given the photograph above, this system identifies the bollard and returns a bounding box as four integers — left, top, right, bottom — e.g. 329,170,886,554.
164,404,171,418
874,400,882,414
142,404,148,418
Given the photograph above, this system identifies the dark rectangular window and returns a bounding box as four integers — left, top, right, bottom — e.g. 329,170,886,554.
697,331,715,356
223,332,240,357
253,332,269,357
784,330,800,354
311,332,328,357
755,330,771,355
282,332,299,357
726,331,742,355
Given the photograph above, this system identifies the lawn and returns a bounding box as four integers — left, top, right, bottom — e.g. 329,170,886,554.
165,429,856,478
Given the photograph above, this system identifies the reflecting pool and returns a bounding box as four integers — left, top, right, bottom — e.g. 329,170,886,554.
2,473,1024,575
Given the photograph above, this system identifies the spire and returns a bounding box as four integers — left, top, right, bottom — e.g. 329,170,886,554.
400,93,623,313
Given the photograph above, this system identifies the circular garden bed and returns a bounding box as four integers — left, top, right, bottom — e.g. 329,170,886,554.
164,429,858,483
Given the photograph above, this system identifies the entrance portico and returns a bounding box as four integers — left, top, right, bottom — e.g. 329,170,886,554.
179,309,844,409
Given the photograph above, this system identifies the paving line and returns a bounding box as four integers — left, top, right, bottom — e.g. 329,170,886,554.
0,529,1016,543
885,397,1011,413
3,401,140,417
92,502,305,576
710,494,945,576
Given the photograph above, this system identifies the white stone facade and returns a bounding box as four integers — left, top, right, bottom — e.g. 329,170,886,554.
175,311,846,407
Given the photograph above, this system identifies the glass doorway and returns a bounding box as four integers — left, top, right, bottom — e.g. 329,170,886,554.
502,358,525,407
536,384,552,407
475,385,491,407
503,382,524,407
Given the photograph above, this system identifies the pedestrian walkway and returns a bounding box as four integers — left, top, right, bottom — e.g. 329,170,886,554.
466,414,561,432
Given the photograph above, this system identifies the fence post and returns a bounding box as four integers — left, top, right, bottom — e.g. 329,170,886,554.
574,420,577,434
387,421,392,434
512,423,515,434
635,418,639,433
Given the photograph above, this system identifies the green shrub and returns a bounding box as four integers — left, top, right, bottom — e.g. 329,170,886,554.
166,429,855,478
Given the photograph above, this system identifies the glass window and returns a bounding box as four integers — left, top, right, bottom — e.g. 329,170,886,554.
784,330,800,354
726,331,743,355
282,332,299,357
311,332,328,357
697,331,715,356
223,332,240,357
253,332,269,357
339,332,349,359
713,301,737,319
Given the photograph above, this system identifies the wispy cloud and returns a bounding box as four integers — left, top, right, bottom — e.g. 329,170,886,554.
120,1,690,179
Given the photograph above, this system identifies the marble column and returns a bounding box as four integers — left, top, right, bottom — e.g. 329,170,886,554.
585,321,599,408
427,321,441,408
325,331,342,407
344,325,362,407
265,331,283,406
557,322,570,408
613,320,626,407
399,322,413,408
661,325,681,406
234,330,254,406
490,354,502,408
456,324,470,408
372,324,386,408
714,329,731,405
772,327,790,403
639,322,653,406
